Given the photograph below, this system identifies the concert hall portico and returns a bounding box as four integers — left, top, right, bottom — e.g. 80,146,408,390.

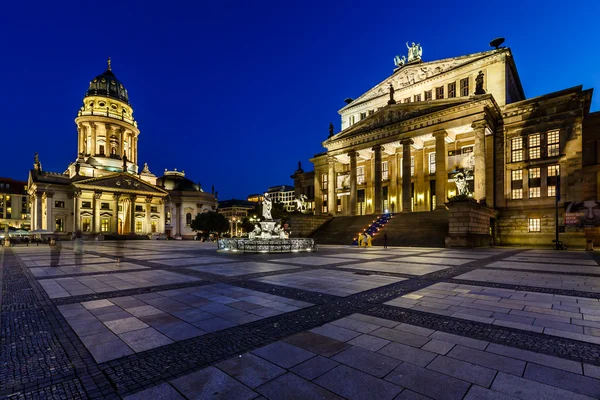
311,97,497,216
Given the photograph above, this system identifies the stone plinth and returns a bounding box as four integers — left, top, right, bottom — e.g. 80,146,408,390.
445,198,497,247
217,238,316,253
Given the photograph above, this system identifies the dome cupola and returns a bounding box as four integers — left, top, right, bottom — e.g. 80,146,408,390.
85,58,130,104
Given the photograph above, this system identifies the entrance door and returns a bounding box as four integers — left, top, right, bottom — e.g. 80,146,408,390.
118,219,123,235
357,189,365,215
430,180,436,211
382,186,389,213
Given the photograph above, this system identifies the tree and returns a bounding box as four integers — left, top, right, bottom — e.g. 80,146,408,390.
190,212,229,234
271,201,290,222
240,217,256,234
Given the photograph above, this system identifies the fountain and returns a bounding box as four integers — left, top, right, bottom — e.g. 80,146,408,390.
217,192,316,253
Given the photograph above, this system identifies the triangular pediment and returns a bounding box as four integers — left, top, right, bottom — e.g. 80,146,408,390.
342,49,507,111
328,99,472,144
72,172,168,196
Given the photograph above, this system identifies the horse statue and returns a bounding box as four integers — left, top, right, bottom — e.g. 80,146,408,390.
294,194,308,212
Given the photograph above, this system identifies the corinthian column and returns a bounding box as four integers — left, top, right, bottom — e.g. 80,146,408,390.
89,123,97,156
348,150,358,216
433,129,448,210
130,195,137,234
145,196,153,234
401,139,413,212
472,121,488,203
113,193,121,234
327,156,336,215
372,145,383,214
93,191,102,233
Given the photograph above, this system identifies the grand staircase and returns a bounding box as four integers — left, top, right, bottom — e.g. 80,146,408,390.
309,210,449,248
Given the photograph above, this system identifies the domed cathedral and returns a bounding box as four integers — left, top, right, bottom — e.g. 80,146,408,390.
27,59,217,238
310,42,600,247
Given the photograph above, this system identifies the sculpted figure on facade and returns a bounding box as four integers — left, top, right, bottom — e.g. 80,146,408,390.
328,122,334,138
262,192,273,220
406,42,423,63
394,55,406,68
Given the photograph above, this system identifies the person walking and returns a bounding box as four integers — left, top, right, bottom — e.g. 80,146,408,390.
50,235,62,267
73,230,84,267
383,233,388,249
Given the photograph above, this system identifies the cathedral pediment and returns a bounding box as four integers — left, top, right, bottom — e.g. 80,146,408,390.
328,99,471,144
72,172,168,196
343,48,508,110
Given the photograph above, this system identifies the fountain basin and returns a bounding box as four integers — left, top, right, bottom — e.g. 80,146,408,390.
217,238,316,253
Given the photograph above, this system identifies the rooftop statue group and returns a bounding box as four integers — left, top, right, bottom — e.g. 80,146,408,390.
394,42,423,68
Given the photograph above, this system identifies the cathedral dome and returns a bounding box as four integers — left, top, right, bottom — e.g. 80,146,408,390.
85,59,130,104
158,170,202,192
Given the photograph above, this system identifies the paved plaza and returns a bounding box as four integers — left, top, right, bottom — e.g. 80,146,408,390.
3,243,600,399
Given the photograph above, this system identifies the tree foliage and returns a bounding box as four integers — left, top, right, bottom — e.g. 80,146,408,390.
190,212,229,233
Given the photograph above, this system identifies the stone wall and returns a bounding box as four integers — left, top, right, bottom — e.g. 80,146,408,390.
446,199,496,247
289,215,332,238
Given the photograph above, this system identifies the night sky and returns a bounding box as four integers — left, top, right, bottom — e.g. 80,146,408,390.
1,0,598,200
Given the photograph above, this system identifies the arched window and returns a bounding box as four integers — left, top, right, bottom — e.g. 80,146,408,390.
186,213,192,226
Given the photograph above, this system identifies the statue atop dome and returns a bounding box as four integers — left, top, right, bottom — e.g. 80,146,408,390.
406,42,423,63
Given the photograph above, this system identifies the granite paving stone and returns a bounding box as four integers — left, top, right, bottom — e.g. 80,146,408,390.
385,362,471,400
347,334,391,352
332,346,401,377
378,342,437,367
314,365,403,400
427,355,497,388
446,345,525,376
170,366,257,400
289,355,339,380
256,372,344,400
491,372,594,400
216,353,285,388
523,363,600,398
252,341,316,368
124,383,184,400
284,332,351,357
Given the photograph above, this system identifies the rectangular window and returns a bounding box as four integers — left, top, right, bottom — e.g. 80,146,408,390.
54,201,65,208
101,218,110,232
55,218,64,232
547,130,560,157
528,134,541,160
151,206,158,213
511,169,523,199
357,166,365,185
135,205,143,212
511,137,523,162
529,167,541,198
382,161,389,181
135,220,143,233
101,202,110,210
360,112,367,120
81,201,91,209
435,86,444,99
82,217,91,232
547,164,560,197
460,77,469,96
424,90,432,101
414,94,421,102
369,109,374,115
448,82,456,98
528,218,541,232
404,97,411,103
411,157,415,176
429,152,436,174
321,174,328,190
99,145,105,155
151,220,157,233
322,194,328,213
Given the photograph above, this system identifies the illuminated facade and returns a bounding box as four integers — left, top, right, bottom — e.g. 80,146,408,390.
27,59,216,237
311,46,600,245
0,178,30,230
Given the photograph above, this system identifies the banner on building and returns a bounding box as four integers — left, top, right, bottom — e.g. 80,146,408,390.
447,147,475,196
336,171,350,194
564,201,600,227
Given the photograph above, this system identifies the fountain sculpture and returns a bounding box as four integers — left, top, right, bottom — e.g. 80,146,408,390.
217,192,316,253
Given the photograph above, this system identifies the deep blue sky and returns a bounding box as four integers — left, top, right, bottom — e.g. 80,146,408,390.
1,0,598,200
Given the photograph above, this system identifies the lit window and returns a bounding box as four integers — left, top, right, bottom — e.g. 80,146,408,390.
414,94,421,102
321,174,328,190
382,161,389,181
54,201,65,208
529,168,540,179
135,220,143,233
411,156,415,176
357,166,365,185
360,112,366,120
436,86,444,99
82,217,91,232
511,169,523,199
529,167,541,198
460,77,469,96
55,218,64,232
151,220,157,233
528,218,541,232
429,152,436,174
322,194,328,213
424,90,432,101
186,213,192,226
448,82,456,98
547,130,560,157
528,134,541,159
511,137,523,162
548,164,560,197
101,218,110,232
404,97,411,103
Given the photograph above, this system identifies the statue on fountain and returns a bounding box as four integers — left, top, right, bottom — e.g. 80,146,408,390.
248,224,262,239
262,192,273,220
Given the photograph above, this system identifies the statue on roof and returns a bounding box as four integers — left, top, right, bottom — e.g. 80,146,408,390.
122,154,128,173
328,122,334,138
394,55,406,68
388,83,396,105
142,162,150,173
475,71,486,95
298,161,302,171
406,42,423,63
34,152,42,172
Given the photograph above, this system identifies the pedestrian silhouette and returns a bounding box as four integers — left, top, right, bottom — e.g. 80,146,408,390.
50,235,61,267
383,233,388,249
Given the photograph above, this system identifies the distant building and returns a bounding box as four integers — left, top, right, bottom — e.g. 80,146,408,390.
218,199,257,236
291,163,315,213
247,193,264,203
267,185,296,212
0,178,30,230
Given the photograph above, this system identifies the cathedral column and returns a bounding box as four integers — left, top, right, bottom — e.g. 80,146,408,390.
77,125,84,155
72,191,81,232
327,156,336,215
175,202,182,236
35,191,43,230
401,139,413,212
145,197,153,234
118,128,124,158
93,191,102,233
472,121,487,203
90,123,97,156
129,195,137,234
348,150,358,216
158,199,165,234
134,136,138,165
373,145,383,214
45,192,54,231
433,129,448,210
113,193,121,234
314,169,323,215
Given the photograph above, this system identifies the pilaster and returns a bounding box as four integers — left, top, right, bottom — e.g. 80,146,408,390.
373,145,383,214
401,139,413,212
472,120,488,204
145,196,153,234
113,193,121,234
433,129,448,210
129,195,137,234
348,150,358,216
327,156,336,215
93,191,102,233
89,123,97,156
